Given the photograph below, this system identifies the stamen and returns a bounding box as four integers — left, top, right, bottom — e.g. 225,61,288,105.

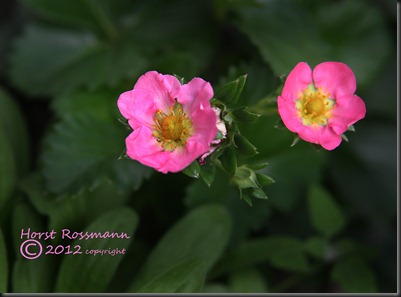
296,85,334,126
152,102,192,152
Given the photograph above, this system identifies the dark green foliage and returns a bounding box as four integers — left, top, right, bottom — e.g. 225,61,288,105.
0,0,396,293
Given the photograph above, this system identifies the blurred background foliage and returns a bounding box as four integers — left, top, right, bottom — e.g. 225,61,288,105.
0,0,397,293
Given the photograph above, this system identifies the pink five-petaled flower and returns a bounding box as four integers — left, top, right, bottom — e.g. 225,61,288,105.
117,71,218,173
277,62,366,150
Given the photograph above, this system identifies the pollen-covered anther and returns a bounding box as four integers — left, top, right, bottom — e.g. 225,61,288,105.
296,84,334,126
152,102,192,152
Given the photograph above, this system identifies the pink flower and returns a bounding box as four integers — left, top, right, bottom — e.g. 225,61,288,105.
277,62,366,150
199,107,227,164
117,71,218,173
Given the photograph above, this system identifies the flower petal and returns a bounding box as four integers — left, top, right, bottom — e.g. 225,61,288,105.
155,107,217,173
296,125,320,144
297,125,342,150
117,91,135,120
318,127,343,150
134,71,181,112
190,108,218,144
178,77,214,114
117,89,157,129
281,62,313,102
120,73,221,173
277,95,304,133
125,126,170,170
156,108,217,173
157,141,208,173
330,94,366,135
313,62,356,98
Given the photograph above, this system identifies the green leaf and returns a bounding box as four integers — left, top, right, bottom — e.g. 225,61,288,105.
0,228,8,292
333,238,377,262
303,236,326,260
234,134,258,156
52,89,118,120
229,268,269,293
235,0,392,86
203,283,230,293
215,75,247,105
290,134,301,147
265,237,310,272
0,2,20,79
21,0,132,37
10,25,147,97
251,188,267,200
239,189,253,206
273,118,287,130
341,133,349,142
231,166,258,190
0,127,17,215
307,184,346,238
128,204,232,291
211,236,310,277
20,173,131,235
182,160,201,179
12,202,55,293
247,162,268,171
0,87,30,176
331,256,378,293
199,162,216,187
41,109,151,195
256,173,275,186
185,170,270,245
347,125,355,132
12,257,55,293
55,207,138,293
137,258,205,293
230,107,260,123
219,147,237,176
21,0,214,46
328,120,396,219
12,202,45,255
251,136,326,213
11,0,216,97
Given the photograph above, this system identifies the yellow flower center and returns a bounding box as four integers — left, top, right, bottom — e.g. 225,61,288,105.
153,102,192,151
295,84,335,126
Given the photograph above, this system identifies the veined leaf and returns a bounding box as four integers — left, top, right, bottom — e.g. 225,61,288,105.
137,258,205,293
10,25,147,97
211,236,310,277
11,0,216,97
234,134,258,156
307,184,346,238
0,127,17,215
12,202,55,293
41,110,151,195
128,204,232,291
0,228,8,292
229,268,269,293
55,207,138,293
20,173,131,236
235,0,391,86
0,88,30,176
21,0,134,38
331,256,378,293
215,75,247,105
219,147,237,176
